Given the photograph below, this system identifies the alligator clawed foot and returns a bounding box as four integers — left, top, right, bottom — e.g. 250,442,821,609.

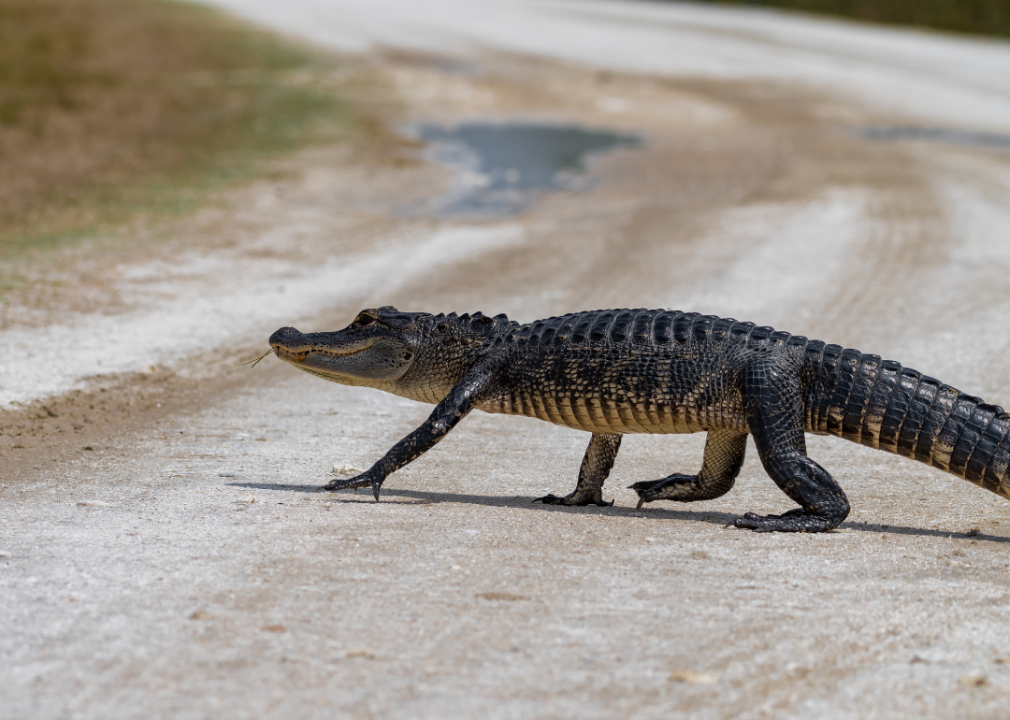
321,472,383,501
629,474,698,509
733,509,840,533
533,492,613,507
629,480,654,511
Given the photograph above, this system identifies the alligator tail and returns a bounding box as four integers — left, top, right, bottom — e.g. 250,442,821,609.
803,343,1010,500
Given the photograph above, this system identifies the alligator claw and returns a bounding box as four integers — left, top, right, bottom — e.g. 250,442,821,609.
320,469,387,501
630,481,658,510
532,493,562,504
533,492,612,507
629,475,701,507
733,509,841,533
630,482,649,511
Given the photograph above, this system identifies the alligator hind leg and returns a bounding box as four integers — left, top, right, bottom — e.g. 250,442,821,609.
631,430,747,510
534,432,622,507
734,358,850,532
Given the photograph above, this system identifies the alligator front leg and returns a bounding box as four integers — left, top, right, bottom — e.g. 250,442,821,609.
322,361,500,500
533,432,622,507
631,430,747,510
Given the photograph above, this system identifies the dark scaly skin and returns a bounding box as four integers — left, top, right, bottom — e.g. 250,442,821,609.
269,307,1010,533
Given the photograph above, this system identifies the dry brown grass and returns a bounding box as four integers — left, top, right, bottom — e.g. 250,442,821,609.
0,0,367,265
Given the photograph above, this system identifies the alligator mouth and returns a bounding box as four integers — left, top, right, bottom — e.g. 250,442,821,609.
272,339,375,364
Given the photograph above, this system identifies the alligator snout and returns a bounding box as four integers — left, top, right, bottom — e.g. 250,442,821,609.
269,326,304,348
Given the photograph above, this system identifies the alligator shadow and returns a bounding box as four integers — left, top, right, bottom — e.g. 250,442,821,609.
230,481,324,494
837,521,1010,543
227,482,1010,544
228,481,737,525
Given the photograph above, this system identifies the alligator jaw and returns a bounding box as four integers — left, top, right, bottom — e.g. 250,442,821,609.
268,326,375,365
271,341,375,365
267,324,415,383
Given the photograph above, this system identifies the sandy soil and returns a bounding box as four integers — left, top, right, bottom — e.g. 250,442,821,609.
5,3,1010,718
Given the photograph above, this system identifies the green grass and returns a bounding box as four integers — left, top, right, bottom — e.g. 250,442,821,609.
0,0,370,266
684,0,1010,38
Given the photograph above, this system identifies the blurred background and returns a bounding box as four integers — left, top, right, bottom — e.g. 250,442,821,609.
697,0,1010,36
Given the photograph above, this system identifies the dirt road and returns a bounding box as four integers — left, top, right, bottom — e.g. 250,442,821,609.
5,2,1010,718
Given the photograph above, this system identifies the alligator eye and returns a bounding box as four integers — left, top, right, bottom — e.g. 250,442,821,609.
353,310,379,326
402,352,412,360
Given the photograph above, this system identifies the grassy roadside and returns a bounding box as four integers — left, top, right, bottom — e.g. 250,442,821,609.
686,0,1010,38
0,0,383,285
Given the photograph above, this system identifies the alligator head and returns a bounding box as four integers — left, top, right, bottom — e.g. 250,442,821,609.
269,307,430,387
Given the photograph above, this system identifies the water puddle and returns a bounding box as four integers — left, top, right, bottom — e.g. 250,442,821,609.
409,121,641,217
857,126,1010,152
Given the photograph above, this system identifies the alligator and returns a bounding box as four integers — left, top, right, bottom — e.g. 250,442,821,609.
268,307,1010,532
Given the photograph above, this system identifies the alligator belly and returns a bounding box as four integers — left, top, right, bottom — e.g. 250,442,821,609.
480,393,747,435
